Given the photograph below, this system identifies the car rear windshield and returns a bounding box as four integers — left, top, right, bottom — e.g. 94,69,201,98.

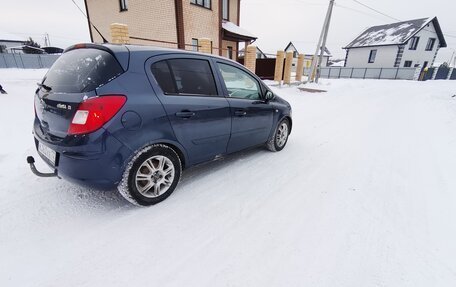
42,48,124,93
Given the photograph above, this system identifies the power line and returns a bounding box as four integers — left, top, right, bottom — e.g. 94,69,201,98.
345,0,456,39
335,3,388,21
350,0,400,21
244,0,325,6
70,0,108,43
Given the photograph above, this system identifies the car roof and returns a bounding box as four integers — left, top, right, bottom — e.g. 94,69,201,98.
96,43,242,73
103,43,232,61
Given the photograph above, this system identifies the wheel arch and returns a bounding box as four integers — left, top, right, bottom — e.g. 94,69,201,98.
124,140,188,171
284,116,292,134
159,142,187,169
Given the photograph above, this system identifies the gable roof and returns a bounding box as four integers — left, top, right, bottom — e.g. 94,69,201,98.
222,21,257,42
285,41,332,57
344,17,447,49
239,46,268,58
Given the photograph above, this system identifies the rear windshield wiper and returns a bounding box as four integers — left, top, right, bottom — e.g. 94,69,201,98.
37,82,52,91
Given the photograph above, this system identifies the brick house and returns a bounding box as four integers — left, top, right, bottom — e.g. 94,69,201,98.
84,0,257,60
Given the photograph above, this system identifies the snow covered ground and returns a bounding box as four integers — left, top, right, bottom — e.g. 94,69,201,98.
1,69,456,286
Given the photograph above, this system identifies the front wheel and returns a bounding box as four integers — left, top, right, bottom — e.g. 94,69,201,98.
267,119,290,152
118,144,182,206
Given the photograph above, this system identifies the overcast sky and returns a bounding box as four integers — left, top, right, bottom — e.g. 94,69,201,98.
1,0,455,63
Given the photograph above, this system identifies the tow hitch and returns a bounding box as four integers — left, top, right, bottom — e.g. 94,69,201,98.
26,156,58,177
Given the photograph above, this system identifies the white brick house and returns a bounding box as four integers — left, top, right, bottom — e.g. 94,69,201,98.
343,17,447,69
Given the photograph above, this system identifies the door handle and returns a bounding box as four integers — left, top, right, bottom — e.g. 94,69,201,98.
252,100,267,105
175,111,195,118
234,110,247,117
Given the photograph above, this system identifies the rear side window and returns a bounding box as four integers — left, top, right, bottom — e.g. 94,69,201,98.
150,61,177,94
151,59,217,96
43,48,123,93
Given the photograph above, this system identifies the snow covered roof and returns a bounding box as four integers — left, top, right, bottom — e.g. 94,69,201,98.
0,31,26,42
238,46,268,58
222,21,257,41
344,17,447,49
285,41,332,57
329,60,345,67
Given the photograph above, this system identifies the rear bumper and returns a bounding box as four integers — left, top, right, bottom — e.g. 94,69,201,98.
33,123,132,190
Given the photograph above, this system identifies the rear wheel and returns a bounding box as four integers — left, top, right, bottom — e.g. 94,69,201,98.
267,119,290,152
118,144,182,206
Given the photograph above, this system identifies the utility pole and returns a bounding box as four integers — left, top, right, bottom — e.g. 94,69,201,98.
44,33,51,47
309,0,335,83
449,50,455,67
316,0,334,83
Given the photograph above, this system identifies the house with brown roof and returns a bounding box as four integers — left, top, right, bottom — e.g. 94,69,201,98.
84,0,257,60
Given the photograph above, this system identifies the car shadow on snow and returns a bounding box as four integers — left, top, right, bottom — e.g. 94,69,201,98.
53,181,134,211
49,147,270,210
179,147,270,186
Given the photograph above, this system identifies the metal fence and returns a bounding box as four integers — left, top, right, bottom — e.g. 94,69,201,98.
0,53,60,69
304,67,419,80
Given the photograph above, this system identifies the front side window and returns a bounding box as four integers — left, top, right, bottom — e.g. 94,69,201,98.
191,0,211,9
151,59,217,96
409,37,420,50
368,49,377,63
120,0,128,11
217,63,261,100
426,38,436,51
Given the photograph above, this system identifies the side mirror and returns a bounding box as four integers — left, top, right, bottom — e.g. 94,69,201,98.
265,90,274,101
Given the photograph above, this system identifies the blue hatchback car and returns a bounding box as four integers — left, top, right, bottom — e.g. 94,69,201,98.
29,43,292,206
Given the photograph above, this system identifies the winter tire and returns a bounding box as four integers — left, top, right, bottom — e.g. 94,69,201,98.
118,144,182,206
267,118,290,152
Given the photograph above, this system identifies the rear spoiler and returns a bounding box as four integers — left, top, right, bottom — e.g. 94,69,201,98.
64,43,130,71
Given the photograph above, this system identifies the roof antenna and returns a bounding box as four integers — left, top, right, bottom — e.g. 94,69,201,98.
71,0,108,43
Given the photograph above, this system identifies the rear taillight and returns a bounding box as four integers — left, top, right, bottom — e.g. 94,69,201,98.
68,95,126,135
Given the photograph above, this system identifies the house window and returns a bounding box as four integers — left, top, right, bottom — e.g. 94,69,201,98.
222,0,229,20
404,61,412,67
409,37,420,50
191,0,211,9
192,39,199,51
293,51,298,58
227,46,233,59
368,49,377,63
119,0,128,11
425,38,436,51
